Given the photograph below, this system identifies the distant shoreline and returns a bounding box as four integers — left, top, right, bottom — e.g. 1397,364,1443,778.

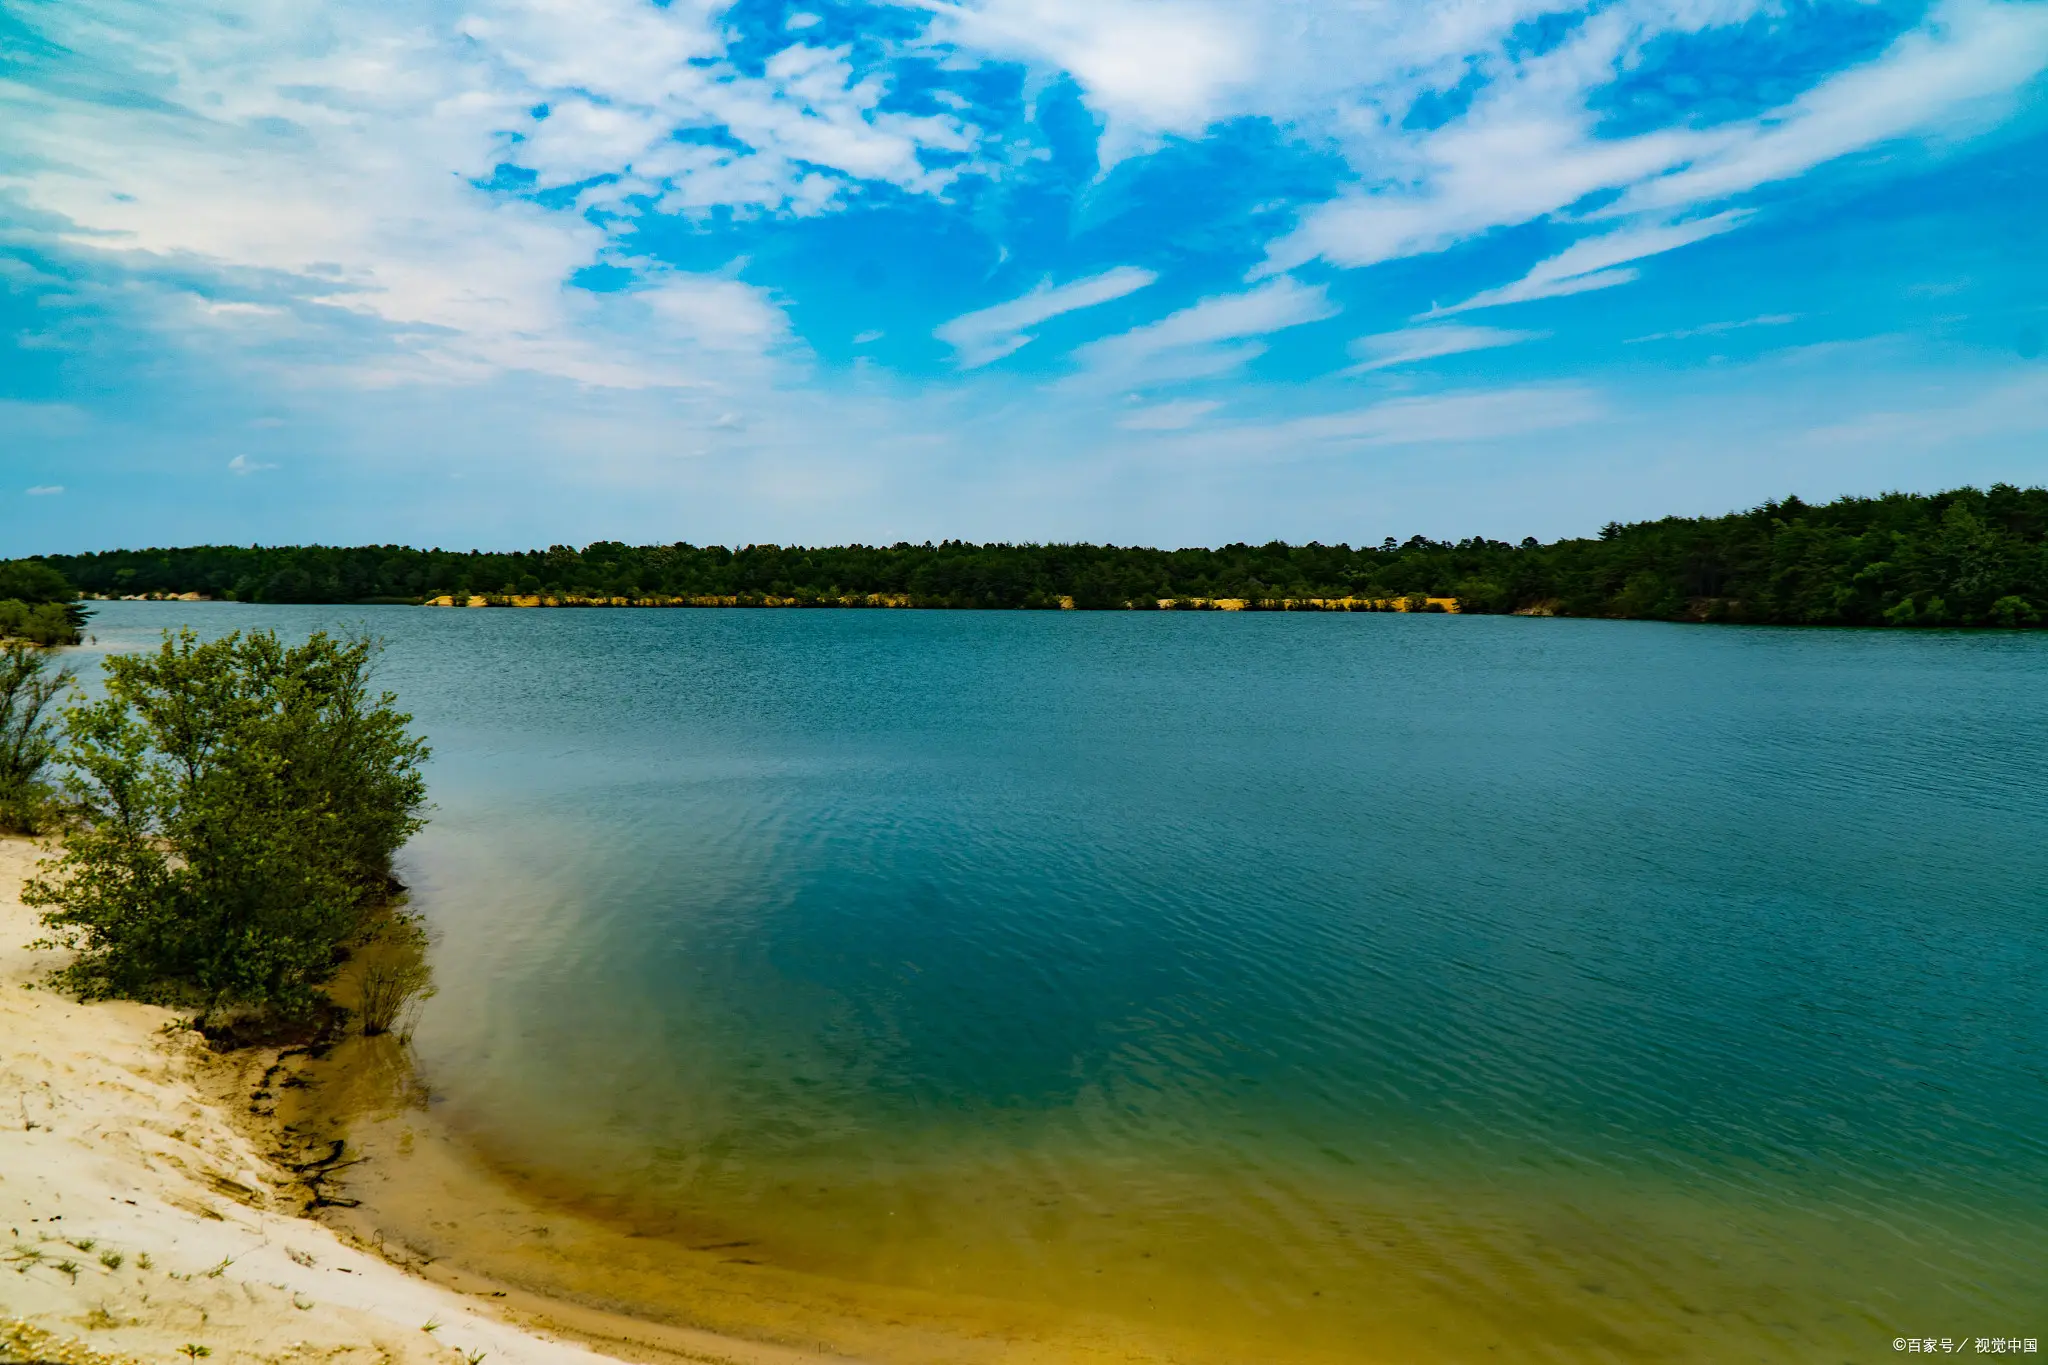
81,590,1469,612
37,485,2048,629
419,591,1468,612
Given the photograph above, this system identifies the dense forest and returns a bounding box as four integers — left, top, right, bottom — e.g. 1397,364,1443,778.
24,484,2048,627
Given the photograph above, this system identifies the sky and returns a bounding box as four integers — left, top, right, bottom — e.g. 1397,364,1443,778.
2,0,2046,553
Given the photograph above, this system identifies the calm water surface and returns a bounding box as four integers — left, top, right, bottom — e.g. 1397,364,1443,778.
81,603,2048,1361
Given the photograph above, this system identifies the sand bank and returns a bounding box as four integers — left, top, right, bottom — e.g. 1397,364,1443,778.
0,838,836,1365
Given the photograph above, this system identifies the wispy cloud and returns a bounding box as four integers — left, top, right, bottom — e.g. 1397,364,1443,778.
1117,399,1220,431
1071,277,1336,383
25,485,65,496
227,455,278,475
936,266,1158,368
1277,386,1605,446
1615,0,2048,218
1428,214,1749,316
1626,314,1800,345
1346,324,1545,373
1263,0,2048,306
1150,384,1608,465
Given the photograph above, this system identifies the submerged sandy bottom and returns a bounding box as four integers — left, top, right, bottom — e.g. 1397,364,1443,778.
6,810,2030,1365
287,1028,2020,1365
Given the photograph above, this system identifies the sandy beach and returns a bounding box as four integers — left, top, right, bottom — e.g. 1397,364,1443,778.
0,837,840,1365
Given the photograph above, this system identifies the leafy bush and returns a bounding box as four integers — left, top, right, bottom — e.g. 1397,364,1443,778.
0,560,87,645
0,600,82,647
26,629,429,1019
355,912,436,1039
0,643,75,833
1990,595,2040,627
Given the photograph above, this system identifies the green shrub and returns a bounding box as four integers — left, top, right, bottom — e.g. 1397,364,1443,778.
355,912,436,1039
0,559,86,646
26,629,429,1019
0,644,75,833
1990,595,2040,627
0,600,82,647
1450,579,1508,614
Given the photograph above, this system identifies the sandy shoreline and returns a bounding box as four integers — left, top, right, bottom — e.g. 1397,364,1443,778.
0,837,849,1365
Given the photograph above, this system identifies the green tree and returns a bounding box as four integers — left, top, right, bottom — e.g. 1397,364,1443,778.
0,560,78,605
0,644,75,832
26,629,429,1019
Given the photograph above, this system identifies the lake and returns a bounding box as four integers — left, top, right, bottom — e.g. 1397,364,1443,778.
77,601,2048,1362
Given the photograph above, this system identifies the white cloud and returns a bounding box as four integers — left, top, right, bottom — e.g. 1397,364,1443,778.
1262,0,2048,304
227,454,278,474
629,271,791,354
1070,276,1336,381
199,300,287,319
1346,324,1545,372
920,0,1257,159
935,266,1156,367
1430,213,1749,315
25,485,65,496
1275,385,1605,446
915,0,1767,169
0,0,976,392
486,10,985,213
1117,399,1219,430
1626,314,1799,344
10,0,2040,408
1616,0,2048,217
4,0,2044,545
1139,383,1607,467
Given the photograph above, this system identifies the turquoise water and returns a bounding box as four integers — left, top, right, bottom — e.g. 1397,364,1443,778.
79,603,2048,1360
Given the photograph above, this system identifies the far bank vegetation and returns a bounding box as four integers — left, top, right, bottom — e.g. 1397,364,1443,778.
31,484,2048,628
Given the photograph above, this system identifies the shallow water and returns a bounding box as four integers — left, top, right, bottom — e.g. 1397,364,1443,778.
80,603,2048,1361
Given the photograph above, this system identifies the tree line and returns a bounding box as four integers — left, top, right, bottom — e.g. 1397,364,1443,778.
25,483,2048,626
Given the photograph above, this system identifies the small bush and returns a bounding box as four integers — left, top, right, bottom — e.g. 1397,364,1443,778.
27,628,429,1021
0,560,87,646
0,643,75,833
1990,595,2040,628
356,913,436,1039
0,600,82,647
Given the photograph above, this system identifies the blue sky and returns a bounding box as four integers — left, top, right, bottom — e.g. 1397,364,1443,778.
2,0,2045,552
